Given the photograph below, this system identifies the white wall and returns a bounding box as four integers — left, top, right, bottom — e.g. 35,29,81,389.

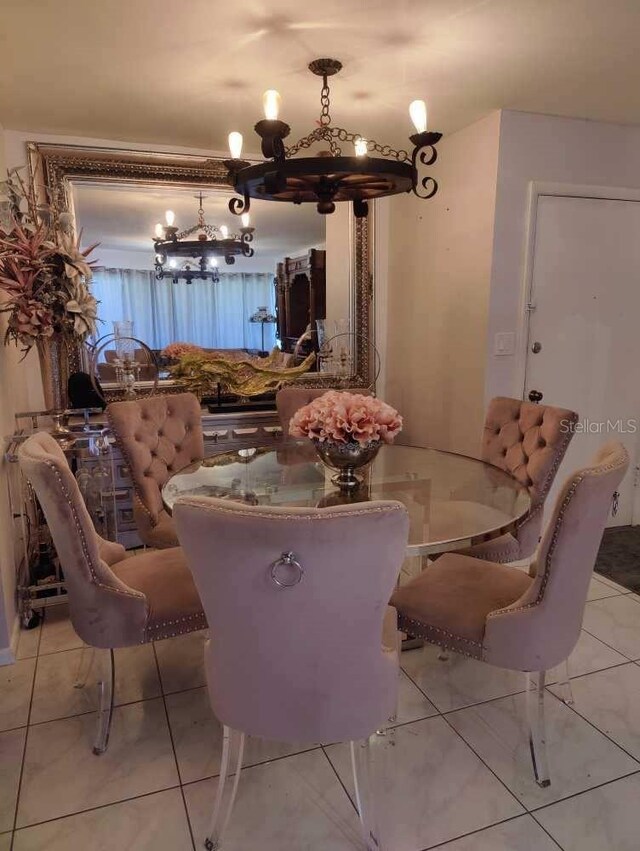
486,110,640,403
384,111,502,455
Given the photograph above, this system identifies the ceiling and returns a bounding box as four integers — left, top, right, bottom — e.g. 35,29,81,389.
71,183,326,273
2,0,640,153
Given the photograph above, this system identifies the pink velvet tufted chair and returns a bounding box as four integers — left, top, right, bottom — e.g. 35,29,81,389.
18,433,206,755
276,386,373,438
392,441,628,787
174,496,409,851
454,397,578,563
107,392,204,548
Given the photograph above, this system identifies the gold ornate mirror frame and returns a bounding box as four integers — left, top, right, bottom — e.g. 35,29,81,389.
28,142,374,402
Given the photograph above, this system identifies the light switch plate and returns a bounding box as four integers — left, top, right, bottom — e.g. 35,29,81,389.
494,332,516,356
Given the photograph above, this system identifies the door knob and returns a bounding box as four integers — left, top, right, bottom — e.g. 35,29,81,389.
528,390,543,404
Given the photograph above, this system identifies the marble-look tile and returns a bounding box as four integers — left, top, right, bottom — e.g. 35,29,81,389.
447,691,637,809
401,644,526,712
394,670,438,726
0,658,35,731
432,814,558,850
0,727,26,833
184,749,363,851
594,573,632,593
14,622,41,660
583,595,640,659
549,662,640,759
17,698,179,827
546,630,628,684
587,576,624,601
534,772,640,851
30,645,160,724
12,788,192,851
154,630,206,694
325,717,523,850
0,833,12,851
38,607,84,656
165,686,318,784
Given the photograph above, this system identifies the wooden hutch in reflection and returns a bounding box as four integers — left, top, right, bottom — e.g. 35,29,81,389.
275,248,326,354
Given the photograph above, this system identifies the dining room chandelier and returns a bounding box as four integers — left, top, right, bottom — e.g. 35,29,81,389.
224,58,442,219
153,193,255,284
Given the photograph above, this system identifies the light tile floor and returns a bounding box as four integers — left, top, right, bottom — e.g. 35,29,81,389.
1,575,640,850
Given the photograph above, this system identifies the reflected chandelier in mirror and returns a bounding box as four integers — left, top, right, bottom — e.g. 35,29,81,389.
153,192,255,284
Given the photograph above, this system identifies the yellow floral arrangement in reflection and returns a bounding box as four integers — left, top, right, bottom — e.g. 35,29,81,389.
166,345,316,399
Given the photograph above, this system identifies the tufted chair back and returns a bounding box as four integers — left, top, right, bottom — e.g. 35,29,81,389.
276,386,373,437
481,397,578,557
18,433,147,647
107,393,204,548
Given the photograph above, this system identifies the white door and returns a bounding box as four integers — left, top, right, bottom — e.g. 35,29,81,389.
524,194,640,526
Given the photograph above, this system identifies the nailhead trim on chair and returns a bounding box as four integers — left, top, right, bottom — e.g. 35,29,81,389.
39,458,145,602
396,614,482,661
487,451,627,622
176,499,406,522
397,613,483,648
145,611,208,642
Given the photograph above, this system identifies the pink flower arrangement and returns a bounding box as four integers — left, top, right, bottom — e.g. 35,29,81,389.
289,390,403,446
161,341,203,359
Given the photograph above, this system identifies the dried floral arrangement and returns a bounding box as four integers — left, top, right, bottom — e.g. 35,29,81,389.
167,346,316,398
290,390,403,445
0,167,99,356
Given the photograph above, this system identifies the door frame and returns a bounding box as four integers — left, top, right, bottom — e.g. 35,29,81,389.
517,181,640,401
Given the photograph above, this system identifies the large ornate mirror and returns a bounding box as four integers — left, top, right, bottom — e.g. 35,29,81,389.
29,142,374,405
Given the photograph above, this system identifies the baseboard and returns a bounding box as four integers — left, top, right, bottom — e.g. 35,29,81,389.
0,615,20,666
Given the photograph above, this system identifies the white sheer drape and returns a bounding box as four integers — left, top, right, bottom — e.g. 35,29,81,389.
91,268,277,350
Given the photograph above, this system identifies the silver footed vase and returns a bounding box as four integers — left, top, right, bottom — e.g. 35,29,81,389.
313,438,381,490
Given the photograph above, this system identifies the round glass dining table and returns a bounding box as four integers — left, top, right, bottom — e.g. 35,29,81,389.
162,441,531,557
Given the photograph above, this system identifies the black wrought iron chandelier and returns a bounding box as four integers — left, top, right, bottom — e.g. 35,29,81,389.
224,58,442,219
153,193,255,284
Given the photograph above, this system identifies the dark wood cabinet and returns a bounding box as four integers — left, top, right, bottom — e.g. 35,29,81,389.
275,248,326,353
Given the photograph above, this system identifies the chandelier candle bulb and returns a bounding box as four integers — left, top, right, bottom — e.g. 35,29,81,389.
165,210,176,227
409,100,428,134
228,131,243,160
241,213,250,228
154,223,164,238
263,90,281,121
220,225,229,239
354,138,368,157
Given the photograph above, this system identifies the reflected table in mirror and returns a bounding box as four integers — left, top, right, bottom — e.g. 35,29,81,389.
162,441,531,557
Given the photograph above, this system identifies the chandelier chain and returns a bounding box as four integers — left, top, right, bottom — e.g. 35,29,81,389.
286,125,410,162
320,76,331,126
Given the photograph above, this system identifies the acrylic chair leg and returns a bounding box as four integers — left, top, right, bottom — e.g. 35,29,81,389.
351,733,386,850
204,726,245,851
557,659,575,705
525,671,551,788
73,645,96,689
93,649,115,756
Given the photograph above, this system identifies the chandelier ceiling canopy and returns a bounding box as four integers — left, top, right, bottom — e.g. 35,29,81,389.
225,58,442,219
152,193,255,284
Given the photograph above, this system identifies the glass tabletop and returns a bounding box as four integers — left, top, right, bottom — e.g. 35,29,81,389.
162,441,531,556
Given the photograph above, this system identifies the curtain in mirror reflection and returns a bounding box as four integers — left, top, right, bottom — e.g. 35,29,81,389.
91,268,277,351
